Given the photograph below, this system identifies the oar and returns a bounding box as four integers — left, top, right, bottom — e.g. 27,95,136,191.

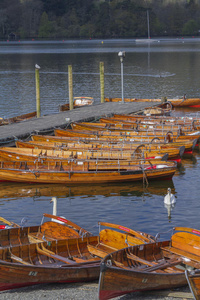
98,222,152,243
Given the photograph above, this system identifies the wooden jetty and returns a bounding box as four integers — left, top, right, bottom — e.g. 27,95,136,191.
0,102,158,146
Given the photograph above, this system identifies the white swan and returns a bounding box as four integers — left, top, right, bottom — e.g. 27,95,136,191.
164,188,176,205
50,197,66,224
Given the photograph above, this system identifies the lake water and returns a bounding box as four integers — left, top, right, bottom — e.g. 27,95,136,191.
0,38,200,239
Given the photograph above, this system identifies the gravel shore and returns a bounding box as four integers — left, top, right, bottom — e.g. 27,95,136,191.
0,282,192,300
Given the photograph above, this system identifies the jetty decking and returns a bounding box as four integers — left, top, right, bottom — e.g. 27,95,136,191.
0,102,158,146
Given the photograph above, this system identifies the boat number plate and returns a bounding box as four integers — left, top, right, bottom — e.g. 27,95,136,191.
29,271,38,276
142,278,148,283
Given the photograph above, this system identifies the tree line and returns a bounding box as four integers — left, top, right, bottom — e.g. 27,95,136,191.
1,0,200,40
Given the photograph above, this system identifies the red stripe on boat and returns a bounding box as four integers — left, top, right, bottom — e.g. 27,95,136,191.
119,226,130,232
57,217,68,223
184,150,193,154
192,230,200,235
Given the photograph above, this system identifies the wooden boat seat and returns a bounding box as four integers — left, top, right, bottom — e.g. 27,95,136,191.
87,244,115,259
126,251,183,273
72,256,100,263
10,253,33,265
162,231,200,267
162,246,200,267
36,244,76,264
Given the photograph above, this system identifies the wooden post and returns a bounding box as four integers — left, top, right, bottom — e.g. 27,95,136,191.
68,65,73,110
35,64,41,118
100,62,104,103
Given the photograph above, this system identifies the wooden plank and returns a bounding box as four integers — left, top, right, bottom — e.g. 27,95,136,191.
10,253,32,265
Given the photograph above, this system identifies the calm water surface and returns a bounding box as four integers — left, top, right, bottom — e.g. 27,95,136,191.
0,38,200,238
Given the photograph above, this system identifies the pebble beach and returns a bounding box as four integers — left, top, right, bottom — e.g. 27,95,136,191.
0,282,192,300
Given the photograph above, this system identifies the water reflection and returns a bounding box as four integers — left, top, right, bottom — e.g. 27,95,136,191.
0,180,175,200
164,202,176,221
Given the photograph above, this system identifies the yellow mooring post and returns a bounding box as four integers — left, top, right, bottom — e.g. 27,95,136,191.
100,62,105,103
35,64,41,118
68,65,73,110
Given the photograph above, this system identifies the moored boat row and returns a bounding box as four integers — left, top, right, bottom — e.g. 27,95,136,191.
105,96,200,107
0,109,200,297
0,215,200,299
0,110,199,184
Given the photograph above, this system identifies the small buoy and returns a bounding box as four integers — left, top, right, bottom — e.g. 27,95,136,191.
101,41,104,44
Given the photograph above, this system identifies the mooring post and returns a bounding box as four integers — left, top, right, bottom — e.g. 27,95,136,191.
100,62,105,103
68,65,73,110
35,64,41,118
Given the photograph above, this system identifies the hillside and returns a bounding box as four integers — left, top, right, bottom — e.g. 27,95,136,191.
1,0,200,39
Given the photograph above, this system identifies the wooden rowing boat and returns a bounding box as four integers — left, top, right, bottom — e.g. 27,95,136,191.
0,111,36,126
59,97,94,111
0,144,183,161
0,146,172,164
76,121,192,132
185,269,200,299
71,122,199,136
54,128,200,143
0,213,92,246
0,159,177,184
113,113,200,130
98,226,200,300
137,102,172,116
169,97,200,108
105,97,161,103
0,222,155,291
29,135,197,154
105,97,200,107
99,117,198,132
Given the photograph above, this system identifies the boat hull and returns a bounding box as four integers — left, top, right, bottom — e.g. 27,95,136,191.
0,260,99,291
186,269,200,300
99,262,186,300
0,167,176,184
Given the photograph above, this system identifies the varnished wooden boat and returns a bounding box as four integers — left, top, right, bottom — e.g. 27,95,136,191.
112,113,200,129
105,97,200,108
169,97,200,108
30,135,197,154
71,122,200,137
99,117,197,132
0,159,177,184
54,128,200,143
76,121,192,132
0,144,183,162
105,97,161,103
0,213,92,246
59,97,94,111
98,227,200,300
0,222,155,291
185,269,200,299
138,102,172,116
0,111,36,126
